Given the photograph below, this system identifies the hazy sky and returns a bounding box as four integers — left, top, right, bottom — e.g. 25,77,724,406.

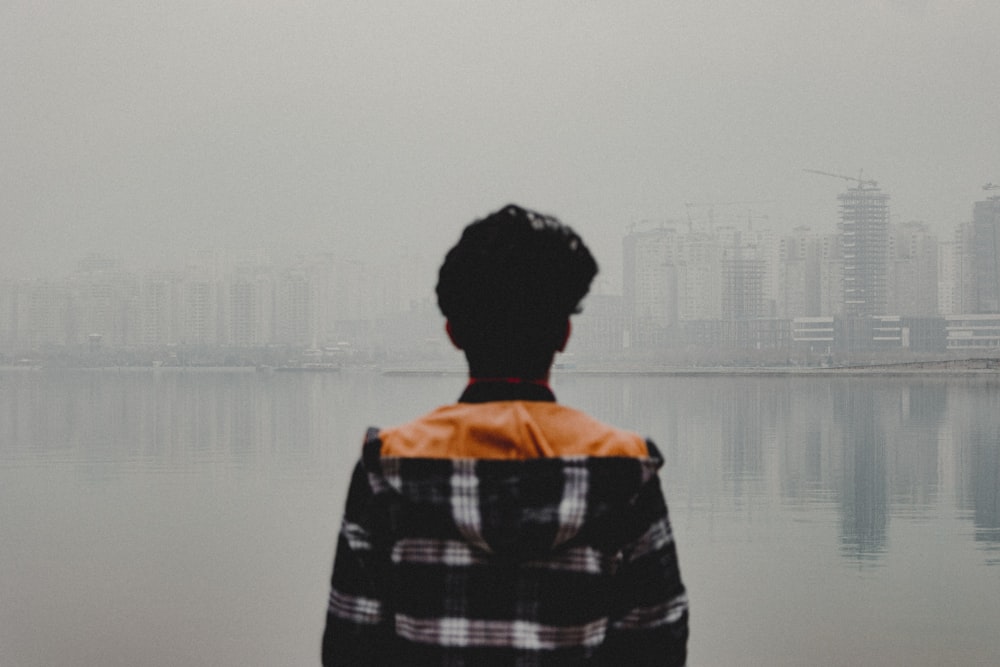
3,1,998,286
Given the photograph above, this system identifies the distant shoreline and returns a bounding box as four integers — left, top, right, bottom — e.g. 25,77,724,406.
383,359,1000,377
3,358,999,377
0,365,259,373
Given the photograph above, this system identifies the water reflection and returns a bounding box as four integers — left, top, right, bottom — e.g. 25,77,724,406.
4,370,1000,562
563,374,988,564
1,370,340,479
951,380,1000,555
4,370,1000,665
891,383,945,510
833,381,888,561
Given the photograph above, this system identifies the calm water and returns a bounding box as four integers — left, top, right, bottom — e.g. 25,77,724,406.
2,369,999,666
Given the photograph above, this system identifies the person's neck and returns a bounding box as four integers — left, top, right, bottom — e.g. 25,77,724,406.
467,375,551,388
458,376,557,403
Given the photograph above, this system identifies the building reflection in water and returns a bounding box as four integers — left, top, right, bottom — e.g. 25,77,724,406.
951,380,1000,559
832,380,888,562
2,370,999,565
567,374,967,564
9,370,1000,666
890,382,945,510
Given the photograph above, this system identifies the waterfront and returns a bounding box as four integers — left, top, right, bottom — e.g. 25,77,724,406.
2,369,999,665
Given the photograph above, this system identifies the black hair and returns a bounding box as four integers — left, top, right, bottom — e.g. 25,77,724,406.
436,204,598,378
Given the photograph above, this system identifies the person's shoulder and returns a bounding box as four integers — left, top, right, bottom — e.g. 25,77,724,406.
524,402,649,458
377,402,649,459
376,404,477,458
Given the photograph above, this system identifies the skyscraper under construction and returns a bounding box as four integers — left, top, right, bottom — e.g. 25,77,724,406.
839,185,890,316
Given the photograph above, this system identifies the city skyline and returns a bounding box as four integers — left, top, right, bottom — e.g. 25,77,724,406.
4,186,1000,361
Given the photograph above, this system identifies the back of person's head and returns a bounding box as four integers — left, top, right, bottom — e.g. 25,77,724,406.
437,204,598,378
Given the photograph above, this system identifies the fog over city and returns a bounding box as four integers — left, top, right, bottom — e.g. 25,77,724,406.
3,1,999,286
5,6,1000,665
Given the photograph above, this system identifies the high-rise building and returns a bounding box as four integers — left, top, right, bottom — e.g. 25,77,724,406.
942,222,978,315
274,269,312,346
14,280,72,347
140,272,182,346
0,280,14,351
937,239,962,316
887,221,938,316
228,275,272,347
839,185,890,316
970,196,1000,313
726,224,777,319
180,278,219,346
676,234,723,322
777,227,823,318
721,256,764,320
622,226,681,346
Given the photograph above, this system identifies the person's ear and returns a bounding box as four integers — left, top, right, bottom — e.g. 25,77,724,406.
557,319,571,352
445,320,463,350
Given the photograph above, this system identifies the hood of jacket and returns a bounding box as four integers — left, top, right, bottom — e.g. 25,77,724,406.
361,401,665,560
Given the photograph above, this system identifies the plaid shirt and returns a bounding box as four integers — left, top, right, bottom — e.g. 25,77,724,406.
323,383,688,666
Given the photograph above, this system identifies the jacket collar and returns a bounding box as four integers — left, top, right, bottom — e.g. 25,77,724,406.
458,379,556,404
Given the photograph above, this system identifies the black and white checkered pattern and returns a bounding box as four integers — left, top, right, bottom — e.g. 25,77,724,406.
323,430,688,666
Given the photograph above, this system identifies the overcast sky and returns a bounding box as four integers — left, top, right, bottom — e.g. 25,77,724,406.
2,1,998,287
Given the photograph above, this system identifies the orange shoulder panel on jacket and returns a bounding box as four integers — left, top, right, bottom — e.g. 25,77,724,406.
379,402,648,459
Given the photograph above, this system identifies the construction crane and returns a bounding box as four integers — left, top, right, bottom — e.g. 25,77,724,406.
804,168,879,190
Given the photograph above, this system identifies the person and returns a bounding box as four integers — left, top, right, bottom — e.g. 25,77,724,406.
322,204,688,665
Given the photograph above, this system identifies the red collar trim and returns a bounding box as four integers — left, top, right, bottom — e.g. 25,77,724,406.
467,377,551,390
